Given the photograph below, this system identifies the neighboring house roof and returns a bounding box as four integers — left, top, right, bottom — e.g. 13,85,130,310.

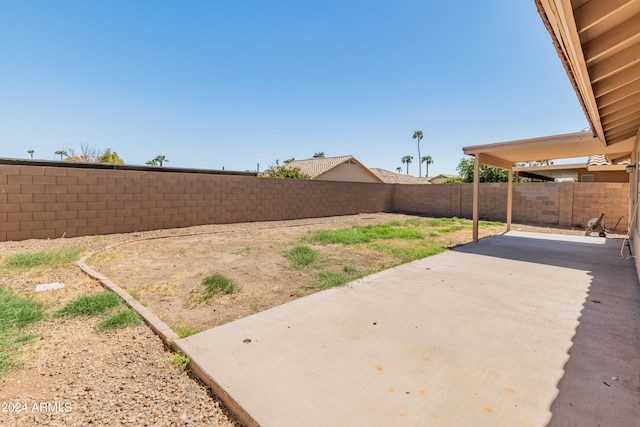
427,174,456,184
586,155,611,167
286,156,383,182
369,168,432,184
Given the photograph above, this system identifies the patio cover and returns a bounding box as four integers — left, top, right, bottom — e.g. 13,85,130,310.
462,131,633,241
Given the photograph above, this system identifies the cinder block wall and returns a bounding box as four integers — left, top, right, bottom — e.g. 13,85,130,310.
0,164,393,241
0,163,630,242
397,182,629,231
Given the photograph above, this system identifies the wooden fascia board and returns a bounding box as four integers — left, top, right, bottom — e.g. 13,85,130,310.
537,0,606,144
476,153,512,170
463,131,595,156
515,171,556,181
587,164,628,172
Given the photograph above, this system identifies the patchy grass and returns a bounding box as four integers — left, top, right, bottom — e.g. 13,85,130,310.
0,287,46,377
231,246,258,255
203,274,239,298
4,247,84,270
96,309,142,331
172,324,200,338
283,245,320,269
55,291,141,332
55,291,122,317
295,217,504,292
373,244,448,263
303,265,363,290
303,222,425,245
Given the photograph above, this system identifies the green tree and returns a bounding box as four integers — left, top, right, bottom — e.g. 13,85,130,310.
284,158,295,164
263,165,310,179
145,159,158,166
313,152,325,158
401,155,413,175
27,150,34,159
455,157,511,183
395,167,402,173
96,148,125,164
54,150,68,161
524,160,554,166
421,155,433,177
412,130,423,177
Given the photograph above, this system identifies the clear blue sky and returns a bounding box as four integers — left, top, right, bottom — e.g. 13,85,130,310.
0,1,589,176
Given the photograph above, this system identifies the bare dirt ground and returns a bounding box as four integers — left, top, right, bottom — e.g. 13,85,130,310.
0,213,621,426
87,213,492,331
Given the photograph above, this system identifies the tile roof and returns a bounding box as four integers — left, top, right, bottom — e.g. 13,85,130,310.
586,155,610,166
369,168,432,184
286,156,382,182
286,156,355,178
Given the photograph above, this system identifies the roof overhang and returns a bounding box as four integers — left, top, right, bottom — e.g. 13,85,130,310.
535,0,640,147
463,131,634,168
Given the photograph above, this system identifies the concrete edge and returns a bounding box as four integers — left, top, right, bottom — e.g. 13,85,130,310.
70,219,510,427
77,254,180,343
173,340,260,427
77,248,257,425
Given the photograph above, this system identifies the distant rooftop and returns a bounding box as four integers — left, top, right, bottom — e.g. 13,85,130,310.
369,168,432,184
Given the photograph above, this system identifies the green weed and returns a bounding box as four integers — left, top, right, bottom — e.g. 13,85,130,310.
283,245,320,269
203,274,239,298
170,352,190,371
172,324,200,338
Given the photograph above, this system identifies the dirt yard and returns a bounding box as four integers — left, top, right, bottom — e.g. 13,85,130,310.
85,213,507,331
0,213,612,425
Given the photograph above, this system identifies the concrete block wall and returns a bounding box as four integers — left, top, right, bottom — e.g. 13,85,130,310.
571,182,629,230
0,164,393,241
396,182,629,231
0,162,630,241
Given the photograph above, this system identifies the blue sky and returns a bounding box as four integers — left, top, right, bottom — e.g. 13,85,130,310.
0,1,589,176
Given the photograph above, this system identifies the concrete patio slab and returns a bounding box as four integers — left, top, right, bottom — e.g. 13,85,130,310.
176,231,640,427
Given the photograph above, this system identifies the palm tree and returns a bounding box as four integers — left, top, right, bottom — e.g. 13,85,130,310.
27,150,34,159
412,130,423,177
401,155,413,174
145,159,158,166
421,155,433,177
313,152,325,158
54,150,68,161
395,167,402,173
154,155,168,167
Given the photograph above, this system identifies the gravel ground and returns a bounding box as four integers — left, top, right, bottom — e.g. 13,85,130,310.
0,216,626,426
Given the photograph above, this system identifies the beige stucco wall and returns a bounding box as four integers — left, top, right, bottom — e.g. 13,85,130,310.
632,130,640,280
577,168,629,183
316,163,380,183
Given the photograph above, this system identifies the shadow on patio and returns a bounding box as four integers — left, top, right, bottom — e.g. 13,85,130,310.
456,232,640,426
